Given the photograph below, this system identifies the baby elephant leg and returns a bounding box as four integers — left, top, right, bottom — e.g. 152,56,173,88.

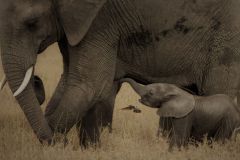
213,117,236,143
169,116,192,150
158,117,172,137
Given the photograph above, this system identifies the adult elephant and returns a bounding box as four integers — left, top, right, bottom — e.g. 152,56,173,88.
1,0,240,145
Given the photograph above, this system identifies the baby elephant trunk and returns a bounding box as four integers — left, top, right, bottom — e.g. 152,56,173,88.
120,78,147,96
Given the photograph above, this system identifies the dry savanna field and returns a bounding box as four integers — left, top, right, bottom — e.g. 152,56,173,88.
0,44,240,160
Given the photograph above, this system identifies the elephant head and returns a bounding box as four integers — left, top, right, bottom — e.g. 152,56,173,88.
0,0,106,142
121,78,195,118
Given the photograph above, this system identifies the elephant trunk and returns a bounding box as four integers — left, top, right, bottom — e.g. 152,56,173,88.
120,78,147,96
1,43,53,142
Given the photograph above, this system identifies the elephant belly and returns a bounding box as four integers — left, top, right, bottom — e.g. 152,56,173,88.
116,0,240,93
116,20,210,85
116,0,230,84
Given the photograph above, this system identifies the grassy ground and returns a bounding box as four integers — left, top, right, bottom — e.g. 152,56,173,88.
0,44,239,160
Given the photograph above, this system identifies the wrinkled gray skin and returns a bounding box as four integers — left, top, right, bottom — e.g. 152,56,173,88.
121,78,240,149
1,0,240,145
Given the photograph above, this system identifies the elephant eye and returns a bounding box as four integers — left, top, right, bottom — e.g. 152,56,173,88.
24,18,39,32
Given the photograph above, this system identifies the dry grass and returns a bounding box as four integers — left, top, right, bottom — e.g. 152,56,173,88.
0,44,239,160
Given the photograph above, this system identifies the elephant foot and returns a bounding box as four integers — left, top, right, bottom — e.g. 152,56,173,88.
76,106,101,148
51,133,69,147
76,100,115,148
78,126,100,149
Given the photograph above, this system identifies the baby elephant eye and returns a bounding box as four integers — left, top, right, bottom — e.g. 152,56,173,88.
149,90,154,95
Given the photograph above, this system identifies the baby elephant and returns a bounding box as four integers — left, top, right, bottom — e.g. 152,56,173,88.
121,78,240,149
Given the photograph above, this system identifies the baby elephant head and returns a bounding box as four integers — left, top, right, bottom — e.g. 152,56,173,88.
121,78,195,118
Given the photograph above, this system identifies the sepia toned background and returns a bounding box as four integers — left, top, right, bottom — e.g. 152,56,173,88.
0,44,239,160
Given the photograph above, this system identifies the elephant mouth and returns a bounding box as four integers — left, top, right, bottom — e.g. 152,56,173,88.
139,98,161,108
139,99,151,107
37,36,53,54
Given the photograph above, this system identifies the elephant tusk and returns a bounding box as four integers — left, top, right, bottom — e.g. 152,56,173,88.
0,75,7,90
13,66,33,97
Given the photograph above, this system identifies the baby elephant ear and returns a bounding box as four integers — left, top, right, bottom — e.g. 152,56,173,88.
157,95,195,118
58,0,107,46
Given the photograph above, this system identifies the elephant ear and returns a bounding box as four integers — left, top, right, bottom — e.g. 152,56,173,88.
58,0,107,46
157,95,195,118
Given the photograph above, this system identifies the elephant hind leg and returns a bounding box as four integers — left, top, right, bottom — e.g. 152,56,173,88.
45,75,66,117
213,118,235,143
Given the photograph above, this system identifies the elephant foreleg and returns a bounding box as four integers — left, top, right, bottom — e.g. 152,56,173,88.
45,38,69,116
158,117,173,137
76,81,120,147
76,106,100,148
45,75,66,116
169,116,192,150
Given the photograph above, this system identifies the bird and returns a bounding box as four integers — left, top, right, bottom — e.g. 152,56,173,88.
121,105,142,113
